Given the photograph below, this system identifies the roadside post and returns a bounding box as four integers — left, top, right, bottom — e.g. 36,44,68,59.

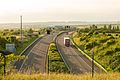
92,41,94,77
0,50,12,75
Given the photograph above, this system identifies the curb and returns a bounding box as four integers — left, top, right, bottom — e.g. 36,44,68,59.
70,36,107,73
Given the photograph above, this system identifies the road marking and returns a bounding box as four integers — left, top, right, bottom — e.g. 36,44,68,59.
19,39,40,72
19,34,56,72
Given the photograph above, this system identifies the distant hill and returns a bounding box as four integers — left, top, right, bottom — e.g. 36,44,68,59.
0,21,120,29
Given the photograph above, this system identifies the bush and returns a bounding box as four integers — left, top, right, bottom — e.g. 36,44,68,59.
103,32,106,34
108,35,114,39
85,42,99,50
105,50,114,55
88,30,94,35
108,34,112,36
99,38,108,43
85,42,93,50
114,47,120,52
116,34,118,36
80,37,86,41
107,40,116,46
94,31,99,35
48,43,68,73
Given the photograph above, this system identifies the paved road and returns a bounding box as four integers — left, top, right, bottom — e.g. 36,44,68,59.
56,33,104,74
15,33,57,73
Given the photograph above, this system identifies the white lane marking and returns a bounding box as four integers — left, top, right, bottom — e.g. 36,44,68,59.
19,34,55,72
19,41,39,72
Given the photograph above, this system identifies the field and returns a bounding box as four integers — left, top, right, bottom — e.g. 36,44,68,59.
72,25,120,72
0,72,120,80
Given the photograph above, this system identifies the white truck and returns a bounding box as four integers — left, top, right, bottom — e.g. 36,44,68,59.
64,37,70,47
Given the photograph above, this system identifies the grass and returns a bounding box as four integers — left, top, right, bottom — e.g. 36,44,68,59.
48,43,69,73
16,37,37,54
0,72,120,80
72,32,120,72
16,34,44,54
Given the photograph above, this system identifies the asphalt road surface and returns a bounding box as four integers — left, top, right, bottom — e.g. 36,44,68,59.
56,33,104,74
15,33,57,73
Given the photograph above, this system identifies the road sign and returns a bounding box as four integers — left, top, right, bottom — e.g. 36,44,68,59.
6,44,16,53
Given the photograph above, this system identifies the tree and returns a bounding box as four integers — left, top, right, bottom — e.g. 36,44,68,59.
104,25,107,30
113,26,115,30
117,25,119,31
108,24,112,30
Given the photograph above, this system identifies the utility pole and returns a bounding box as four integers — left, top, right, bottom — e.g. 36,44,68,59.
20,16,23,47
3,55,6,75
92,41,94,77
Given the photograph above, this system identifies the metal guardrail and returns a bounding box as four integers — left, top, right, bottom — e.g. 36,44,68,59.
19,34,44,56
54,32,71,73
14,34,45,71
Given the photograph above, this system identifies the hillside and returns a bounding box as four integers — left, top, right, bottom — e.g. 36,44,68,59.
72,26,120,72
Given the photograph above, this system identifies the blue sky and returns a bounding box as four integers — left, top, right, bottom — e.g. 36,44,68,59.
0,0,120,23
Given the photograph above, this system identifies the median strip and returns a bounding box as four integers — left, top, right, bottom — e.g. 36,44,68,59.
48,42,69,73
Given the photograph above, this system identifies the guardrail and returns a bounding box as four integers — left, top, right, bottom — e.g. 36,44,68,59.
46,32,65,73
70,34,107,73
19,34,44,56
54,31,71,73
14,34,45,71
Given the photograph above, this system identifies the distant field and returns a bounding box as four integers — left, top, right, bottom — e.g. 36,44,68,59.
1,22,120,29
0,72,119,80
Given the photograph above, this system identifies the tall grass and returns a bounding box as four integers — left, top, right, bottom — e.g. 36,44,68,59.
0,73,120,80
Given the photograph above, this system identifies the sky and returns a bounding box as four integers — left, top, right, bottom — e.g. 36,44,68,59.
0,0,120,23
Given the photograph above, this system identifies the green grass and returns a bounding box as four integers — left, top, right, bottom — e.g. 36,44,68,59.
16,37,37,54
48,43,69,73
16,36,39,54
72,32,120,72
16,35,44,54
0,72,120,80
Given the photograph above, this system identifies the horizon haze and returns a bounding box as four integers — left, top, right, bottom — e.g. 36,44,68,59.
0,0,120,23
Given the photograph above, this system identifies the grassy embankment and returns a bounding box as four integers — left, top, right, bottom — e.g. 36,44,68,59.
72,32,120,72
0,73,120,80
48,43,69,73
16,34,44,54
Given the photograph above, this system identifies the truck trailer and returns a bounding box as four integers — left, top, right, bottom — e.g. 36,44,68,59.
64,37,70,47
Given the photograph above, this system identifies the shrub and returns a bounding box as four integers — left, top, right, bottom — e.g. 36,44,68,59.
85,42,93,50
94,31,99,35
85,42,98,50
103,32,106,34
99,38,108,43
108,34,112,36
88,30,94,35
114,47,120,52
105,50,114,55
116,34,118,36
107,40,116,46
86,39,89,42
48,43,68,73
80,37,86,41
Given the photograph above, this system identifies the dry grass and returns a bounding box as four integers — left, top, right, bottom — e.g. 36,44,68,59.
0,73,120,80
